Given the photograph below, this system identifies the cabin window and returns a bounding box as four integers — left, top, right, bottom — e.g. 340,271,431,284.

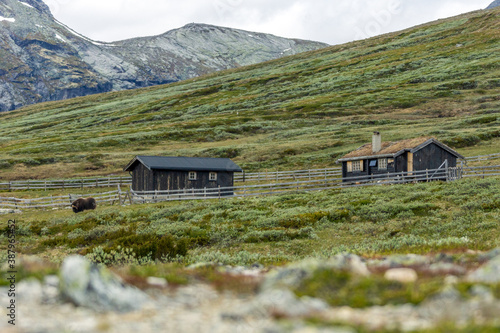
378,158,388,170
209,172,217,181
352,160,362,172
369,160,377,167
188,171,197,180
388,158,395,168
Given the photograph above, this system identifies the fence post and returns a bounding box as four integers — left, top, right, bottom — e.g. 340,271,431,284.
204,187,207,198
118,185,122,205
426,169,428,182
218,185,221,199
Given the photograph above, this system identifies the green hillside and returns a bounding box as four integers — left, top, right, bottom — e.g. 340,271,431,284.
0,9,499,180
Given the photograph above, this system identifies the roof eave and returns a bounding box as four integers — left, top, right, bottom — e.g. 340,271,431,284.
337,153,396,163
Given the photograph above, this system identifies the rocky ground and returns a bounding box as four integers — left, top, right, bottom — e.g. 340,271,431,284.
2,250,500,333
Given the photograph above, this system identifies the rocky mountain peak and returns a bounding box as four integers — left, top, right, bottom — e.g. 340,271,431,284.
486,0,500,9
0,2,327,111
0,0,52,19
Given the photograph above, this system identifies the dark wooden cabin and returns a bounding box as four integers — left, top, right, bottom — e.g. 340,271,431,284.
337,133,464,182
124,156,243,193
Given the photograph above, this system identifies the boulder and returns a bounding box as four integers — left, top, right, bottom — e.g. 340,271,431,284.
59,255,149,312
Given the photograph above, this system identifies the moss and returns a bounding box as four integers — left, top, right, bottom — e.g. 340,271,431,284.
294,268,443,308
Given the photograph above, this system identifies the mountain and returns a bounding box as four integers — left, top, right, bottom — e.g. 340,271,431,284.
0,8,498,179
487,0,500,9
0,0,327,111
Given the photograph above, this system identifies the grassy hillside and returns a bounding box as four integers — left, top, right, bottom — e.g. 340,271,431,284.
3,177,499,266
0,9,499,180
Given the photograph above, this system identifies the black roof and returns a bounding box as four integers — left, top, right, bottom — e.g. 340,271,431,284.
124,156,243,172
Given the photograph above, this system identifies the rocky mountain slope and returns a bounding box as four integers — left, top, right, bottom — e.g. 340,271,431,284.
0,0,327,111
487,0,500,9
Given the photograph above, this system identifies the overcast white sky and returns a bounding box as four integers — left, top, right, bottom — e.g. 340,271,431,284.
45,0,493,45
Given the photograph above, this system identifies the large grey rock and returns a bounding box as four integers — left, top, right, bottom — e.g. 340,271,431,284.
224,288,329,320
262,254,370,291
467,254,500,284
59,255,149,312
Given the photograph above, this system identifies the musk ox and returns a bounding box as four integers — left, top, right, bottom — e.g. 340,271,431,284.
71,197,97,213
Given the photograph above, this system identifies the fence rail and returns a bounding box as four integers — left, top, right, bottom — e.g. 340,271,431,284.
0,176,131,191
0,152,498,192
1,165,498,210
235,167,342,183
464,153,500,162
0,190,121,210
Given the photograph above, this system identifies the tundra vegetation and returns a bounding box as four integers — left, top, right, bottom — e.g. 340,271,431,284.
0,8,499,332
0,9,498,180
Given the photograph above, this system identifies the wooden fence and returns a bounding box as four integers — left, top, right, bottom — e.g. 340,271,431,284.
235,167,342,183
0,190,121,210
0,152,498,193
464,153,500,163
0,176,131,191
129,165,499,204
1,165,498,210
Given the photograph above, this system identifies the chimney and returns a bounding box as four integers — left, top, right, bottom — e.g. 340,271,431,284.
372,132,381,153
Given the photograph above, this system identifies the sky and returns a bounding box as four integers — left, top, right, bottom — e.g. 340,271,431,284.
45,0,493,45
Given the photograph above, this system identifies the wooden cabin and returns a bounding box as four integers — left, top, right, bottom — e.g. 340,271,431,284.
337,133,464,182
124,156,243,193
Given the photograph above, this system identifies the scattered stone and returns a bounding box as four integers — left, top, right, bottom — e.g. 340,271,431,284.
384,268,418,283
368,254,431,269
467,254,500,284
146,277,168,288
17,278,43,304
229,288,329,319
59,255,149,312
427,262,466,276
0,209,21,215
479,247,500,261
262,254,369,291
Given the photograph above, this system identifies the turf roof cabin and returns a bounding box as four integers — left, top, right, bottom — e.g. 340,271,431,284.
337,132,464,182
124,156,243,193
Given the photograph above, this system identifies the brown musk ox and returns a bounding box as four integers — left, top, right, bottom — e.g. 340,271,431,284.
71,197,97,213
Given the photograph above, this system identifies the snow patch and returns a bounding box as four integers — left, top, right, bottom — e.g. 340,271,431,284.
248,34,254,38
55,34,66,42
54,18,116,47
283,48,292,52
0,16,16,23
19,1,35,9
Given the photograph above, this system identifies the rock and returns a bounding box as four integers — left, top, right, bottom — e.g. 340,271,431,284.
59,255,149,312
479,247,500,261
384,268,418,283
368,254,430,269
0,209,21,215
147,277,168,288
17,278,43,304
42,275,60,304
228,288,329,319
262,254,370,291
467,254,500,283
427,262,466,276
